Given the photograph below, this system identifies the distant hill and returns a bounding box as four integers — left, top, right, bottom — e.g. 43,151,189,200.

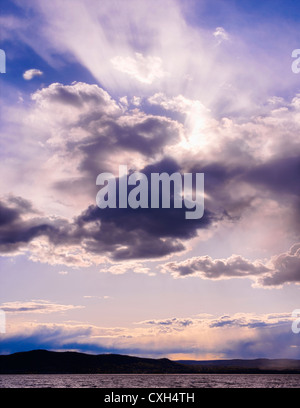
0,350,300,374
0,350,192,374
176,358,300,373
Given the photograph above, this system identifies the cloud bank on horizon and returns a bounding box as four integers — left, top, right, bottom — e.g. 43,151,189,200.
0,0,299,359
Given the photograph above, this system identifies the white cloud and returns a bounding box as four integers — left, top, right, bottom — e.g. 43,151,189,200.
23,69,43,80
111,53,167,84
131,96,141,106
213,27,229,43
83,295,111,300
28,237,108,268
102,262,153,276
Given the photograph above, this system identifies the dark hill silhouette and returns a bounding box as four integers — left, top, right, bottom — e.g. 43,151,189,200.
176,358,300,373
0,350,192,374
0,350,300,374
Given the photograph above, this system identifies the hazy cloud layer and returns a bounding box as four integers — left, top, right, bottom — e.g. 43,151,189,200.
0,312,296,359
0,300,84,314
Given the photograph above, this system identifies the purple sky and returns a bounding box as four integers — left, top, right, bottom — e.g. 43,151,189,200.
0,0,300,360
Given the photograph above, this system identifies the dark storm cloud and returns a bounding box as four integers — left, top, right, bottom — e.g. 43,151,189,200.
196,156,295,203
7,196,39,214
186,161,255,221
0,197,59,253
244,156,300,197
0,202,20,226
79,156,213,238
76,205,187,259
0,196,38,227
186,153,300,229
0,221,56,254
0,181,215,260
74,205,215,260
2,154,298,263
73,157,217,259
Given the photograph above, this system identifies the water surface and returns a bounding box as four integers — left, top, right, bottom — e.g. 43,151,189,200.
0,374,299,388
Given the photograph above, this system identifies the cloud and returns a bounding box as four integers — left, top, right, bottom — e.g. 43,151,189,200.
6,195,295,283
244,156,300,198
17,82,183,215
163,243,300,288
0,300,84,314
1,80,300,267
102,262,153,275
1,2,300,274
31,81,120,116
259,243,300,287
83,295,111,300
23,69,43,80
111,53,167,84
58,270,68,275
1,0,300,365
163,254,270,280
213,27,229,43
0,189,214,265
209,313,292,329
137,317,194,333
1,85,299,265
9,0,295,112
0,312,296,359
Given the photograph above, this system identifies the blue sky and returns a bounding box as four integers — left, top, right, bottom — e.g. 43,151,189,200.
0,0,300,360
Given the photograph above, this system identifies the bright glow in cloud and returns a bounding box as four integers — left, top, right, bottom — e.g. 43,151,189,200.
111,53,167,84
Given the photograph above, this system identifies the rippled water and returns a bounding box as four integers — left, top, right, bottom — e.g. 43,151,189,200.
0,374,299,388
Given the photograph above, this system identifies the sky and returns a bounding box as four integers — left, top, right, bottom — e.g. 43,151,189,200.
0,0,300,360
